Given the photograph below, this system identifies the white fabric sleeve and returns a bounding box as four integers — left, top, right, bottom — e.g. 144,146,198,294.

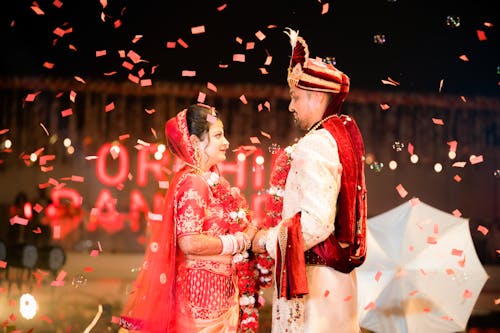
285,131,342,250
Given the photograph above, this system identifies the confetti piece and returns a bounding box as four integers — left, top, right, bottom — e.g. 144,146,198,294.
74,76,86,84
260,130,271,139
235,37,243,44
9,313,17,322
249,137,260,144
132,35,143,43
477,225,489,235
460,96,467,103
206,82,217,92
90,250,99,257
447,140,458,152
166,41,176,48
148,212,163,221
452,209,462,217
191,25,205,34
445,268,455,275
98,241,103,252
264,55,272,66
140,79,152,87
25,91,42,102
255,30,266,41
381,77,400,86
343,295,352,302
410,197,420,206
53,225,61,239
364,302,376,310
39,155,55,165
323,290,330,297
321,3,329,14
32,227,41,234
118,134,130,141
217,4,227,11
177,38,188,48
239,95,248,104
31,5,45,15
0,261,7,269
145,108,156,114
105,102,115,112
43,61,54,69
182,70,196,77
433,224,439,234
96,50,106,57
40,122,49,136
380,103,390,110
409,290,418,296
427,236,437,245
53,0,63,8
453,175,462,182
484,22,493,28
122,61,134,70
452,161,466,168
137,139,150,147
432,118,444,125
469,155,483,164
396,184,408,198
84,266,94,272
10,216,29,226
159,180,169,189
197,92,206,103
0,129,9,135
494,298,500,305
61,108,73,117
246,42,255,50
476,30,487,41
451,249,463,256
233,54,245,62
259,68,269,75
33,203,44,213
407,143,414,155
374,271,382,282
439,79,444,93
151,128,157,139
463,289,473,299
71,175,84,182
459,55,469,62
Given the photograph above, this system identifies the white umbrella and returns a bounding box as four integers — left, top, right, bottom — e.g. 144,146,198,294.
357,200,489,333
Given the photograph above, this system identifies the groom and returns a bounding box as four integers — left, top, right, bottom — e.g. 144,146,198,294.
253,29,368,333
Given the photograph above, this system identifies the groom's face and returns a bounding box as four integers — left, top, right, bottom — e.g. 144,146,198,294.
288,87,320,131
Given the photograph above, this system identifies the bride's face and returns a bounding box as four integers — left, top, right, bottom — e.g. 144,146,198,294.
198,120,229,169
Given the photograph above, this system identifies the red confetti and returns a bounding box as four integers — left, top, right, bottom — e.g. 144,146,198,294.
207,82,217,92
343,295,352,302
321,3,329,14
177,38,188,48
239,95,248,104
233,54,245,62
477,225,489,236
463,289,473,299
182,70,196,77
476,30,487,41
61,108,73,117
363,302,376,310
453,175,462,182
459,54,469,62
432,118,444,125
380,103,390,110
197,92,206,103
96,50,106,57
374,271,382,282
451,249,463,257
470,155,484,165
0,261,7,269
217,3,227,11
191,25,205,34
427,236,437,245
452,209,462,217
25,91,42,102
145,108,156,114
166,41,176,48
255,30,266,41
105,102,115,112
323,290,330,298
407,142,414,155
43,61,54,69
395,184,408,198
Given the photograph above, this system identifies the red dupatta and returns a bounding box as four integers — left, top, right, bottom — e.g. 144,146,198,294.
120,110,197,332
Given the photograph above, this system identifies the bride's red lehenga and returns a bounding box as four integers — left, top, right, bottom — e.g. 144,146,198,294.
119,109,240,332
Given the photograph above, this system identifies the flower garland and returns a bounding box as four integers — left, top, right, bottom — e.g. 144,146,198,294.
206,171,269,333
258,145,294,296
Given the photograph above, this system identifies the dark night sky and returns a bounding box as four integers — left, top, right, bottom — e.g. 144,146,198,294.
1,0,498,97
